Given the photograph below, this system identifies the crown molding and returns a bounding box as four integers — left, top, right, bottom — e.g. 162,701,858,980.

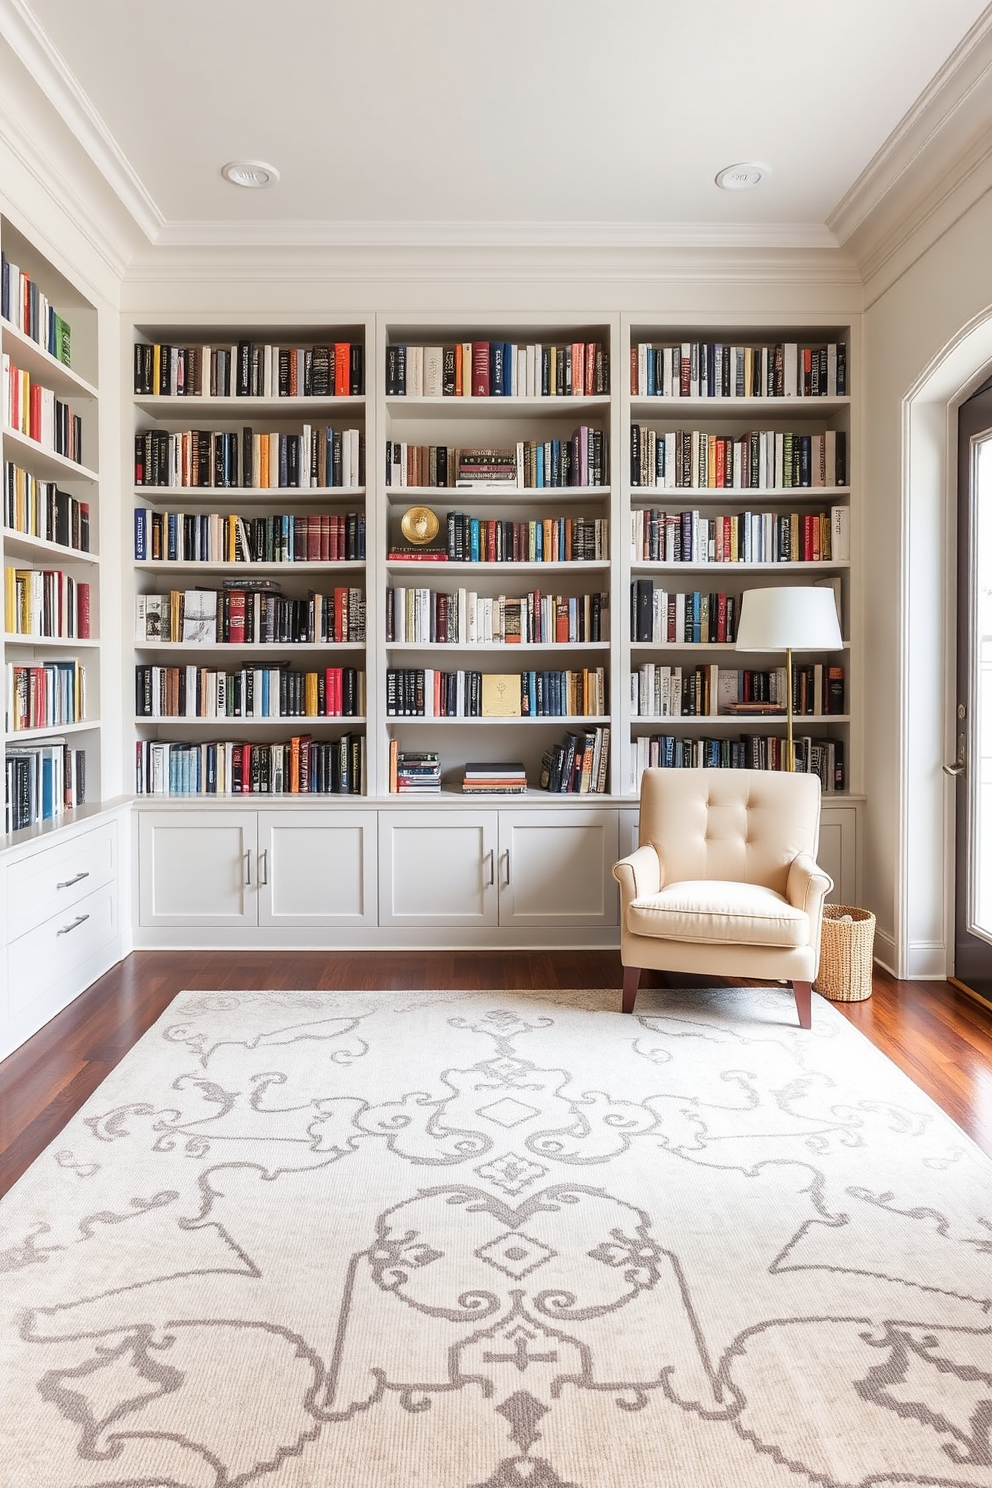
0,0,164,243
122,239,863,291
152,217,840,253
829,2,992,266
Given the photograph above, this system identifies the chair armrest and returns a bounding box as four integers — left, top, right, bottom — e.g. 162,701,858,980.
613,844,663,901
786,852,833,934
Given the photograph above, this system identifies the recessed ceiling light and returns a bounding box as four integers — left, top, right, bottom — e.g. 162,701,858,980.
221,160,280,190
715,162,769,192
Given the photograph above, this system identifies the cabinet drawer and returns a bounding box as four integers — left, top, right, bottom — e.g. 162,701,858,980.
7,821,117,936
7,880,118,1019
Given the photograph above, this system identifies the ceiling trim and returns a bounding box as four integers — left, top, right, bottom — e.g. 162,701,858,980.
152,218,840,252
828,1,992,251
0,0,164,242
122,241,863,291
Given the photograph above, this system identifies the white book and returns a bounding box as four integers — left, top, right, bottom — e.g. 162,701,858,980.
422,346,443,398
783,342,798,397
831,505,850,562
182,589,217,643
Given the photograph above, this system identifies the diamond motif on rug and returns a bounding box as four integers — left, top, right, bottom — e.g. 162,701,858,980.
476,1231,556,1279
477,1097,541,1128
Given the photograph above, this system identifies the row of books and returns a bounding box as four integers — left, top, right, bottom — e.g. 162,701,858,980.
389,746,442,794
385,431,609,490
630,341,847,399
4,464,91,550
5,740,85,832
386,667,606,718
541,725,610,794
1,253,72,366
629,508,844,565
386,341,610,398
630,427,847,490
386,587,609,646
440,513,608,564
133,341,364,398
134,509,366,564
135,665,365,720
134,735,366,796
3,356,84,465
134,426,365,490
630,664,845,719
135,587,366,645
4,567,91,639
631,733,846,791
631,586,741,644
6,658,86,731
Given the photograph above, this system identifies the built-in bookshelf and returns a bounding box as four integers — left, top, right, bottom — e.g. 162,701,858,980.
379,319,619,798
1,218,102,834
129,322,372,798
623,320,857,800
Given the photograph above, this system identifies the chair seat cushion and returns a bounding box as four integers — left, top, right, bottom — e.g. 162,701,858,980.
627,879,809,948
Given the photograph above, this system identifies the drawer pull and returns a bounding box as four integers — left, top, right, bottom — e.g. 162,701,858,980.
57,914,90,936
57,871,90,889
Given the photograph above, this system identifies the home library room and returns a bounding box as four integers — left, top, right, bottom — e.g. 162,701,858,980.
1,214,126,1061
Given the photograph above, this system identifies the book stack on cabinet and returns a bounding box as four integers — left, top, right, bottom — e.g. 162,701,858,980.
130,322,372,802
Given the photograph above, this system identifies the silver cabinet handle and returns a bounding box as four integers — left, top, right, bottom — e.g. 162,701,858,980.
57,913,89,936
485,848,494,886
502,850,511,887
944,731,967,776
259,849,268,885
244,849,252,886
57,871,90,889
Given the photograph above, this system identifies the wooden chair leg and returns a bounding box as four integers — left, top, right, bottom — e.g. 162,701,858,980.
622,966,641,1014
792,979,812,1030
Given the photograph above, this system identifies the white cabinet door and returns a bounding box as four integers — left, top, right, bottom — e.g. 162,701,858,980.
498,808,619,928
138,811,257,927
378,811,498,927
258,811,377,928
818,804,859,906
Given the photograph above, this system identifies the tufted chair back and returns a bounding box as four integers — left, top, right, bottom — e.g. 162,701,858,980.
638,767,822,894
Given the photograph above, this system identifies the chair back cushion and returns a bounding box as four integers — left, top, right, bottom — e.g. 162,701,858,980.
638,768,821,894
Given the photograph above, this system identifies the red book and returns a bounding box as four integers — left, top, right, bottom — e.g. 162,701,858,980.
585,341,596,395
571,342,584,395
471,342,490,397
630,346,638,395
77,581,90,638
454,342,464,396
226,589,246,643
319,514,331,561
306,517,320,561
334,344,350,397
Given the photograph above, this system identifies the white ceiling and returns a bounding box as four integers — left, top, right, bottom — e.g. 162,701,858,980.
8,0,992,249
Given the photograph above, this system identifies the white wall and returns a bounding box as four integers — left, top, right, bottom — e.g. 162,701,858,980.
864,187,992,976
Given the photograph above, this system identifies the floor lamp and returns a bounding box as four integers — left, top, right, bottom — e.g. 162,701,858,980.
735,586,843,771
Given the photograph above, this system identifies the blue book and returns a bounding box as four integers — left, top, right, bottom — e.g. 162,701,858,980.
470,519,480,562
646,347,656,397
134,507,147,560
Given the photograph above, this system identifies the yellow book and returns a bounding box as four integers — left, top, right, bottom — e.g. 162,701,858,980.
305,671,318,716
481,673,521,717
4,566,16,633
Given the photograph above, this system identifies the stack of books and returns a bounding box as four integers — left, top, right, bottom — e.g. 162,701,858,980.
461,762,527,795
390,745,441,793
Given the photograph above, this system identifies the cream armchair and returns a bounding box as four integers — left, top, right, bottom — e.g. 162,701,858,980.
613,768,833,1027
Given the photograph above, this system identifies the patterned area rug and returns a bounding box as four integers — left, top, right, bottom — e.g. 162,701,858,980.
1,985,991,1488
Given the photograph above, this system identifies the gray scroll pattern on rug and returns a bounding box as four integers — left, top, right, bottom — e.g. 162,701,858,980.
0,985,991,1487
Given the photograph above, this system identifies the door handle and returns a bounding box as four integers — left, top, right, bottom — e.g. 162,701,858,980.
502,850,511,887
943,731,967,776
244,849,252,886
259,849,268,886
485,848,494,886
56,871,90,889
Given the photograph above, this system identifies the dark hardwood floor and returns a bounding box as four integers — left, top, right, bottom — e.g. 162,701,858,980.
2,950,991,1197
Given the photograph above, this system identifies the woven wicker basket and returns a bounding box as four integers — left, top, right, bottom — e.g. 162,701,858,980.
814,905,876,1002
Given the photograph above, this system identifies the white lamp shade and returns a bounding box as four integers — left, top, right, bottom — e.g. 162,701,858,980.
735,586,842,651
